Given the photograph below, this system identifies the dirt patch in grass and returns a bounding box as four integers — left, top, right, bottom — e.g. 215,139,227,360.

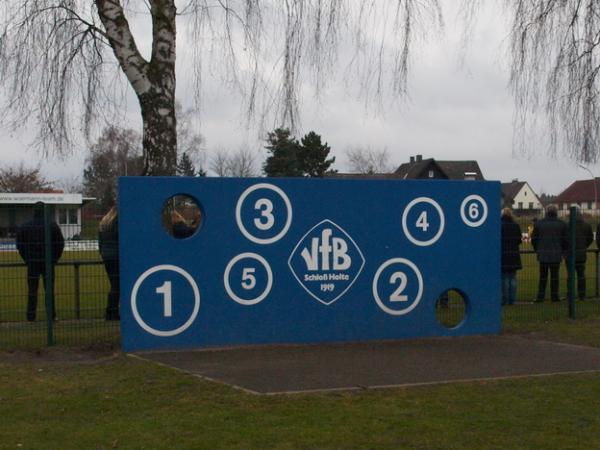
0,344,120,366
503,316,600,348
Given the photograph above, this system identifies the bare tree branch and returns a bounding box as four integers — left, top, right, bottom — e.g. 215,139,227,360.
507,0,600,163
1,1,443,174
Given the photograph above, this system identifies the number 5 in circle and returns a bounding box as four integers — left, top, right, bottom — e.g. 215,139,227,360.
241,267,256,290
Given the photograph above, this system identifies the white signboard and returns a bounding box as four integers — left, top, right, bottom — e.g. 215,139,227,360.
0,193,83,205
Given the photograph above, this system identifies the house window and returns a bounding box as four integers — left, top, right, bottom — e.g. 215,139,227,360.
69,209,78,224
518,202,523,209
524,191,527,196
428,170,434,178
58,208,68,225
529,202,533,209
57,207,78,225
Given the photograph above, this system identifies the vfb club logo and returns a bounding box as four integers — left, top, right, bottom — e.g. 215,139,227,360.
288,220,365,305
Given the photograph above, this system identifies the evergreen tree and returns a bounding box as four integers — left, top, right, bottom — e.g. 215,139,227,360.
176,151,205,176
298,131,336,177
263,128,302,177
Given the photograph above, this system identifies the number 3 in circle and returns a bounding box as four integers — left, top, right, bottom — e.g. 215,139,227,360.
254,198,275,231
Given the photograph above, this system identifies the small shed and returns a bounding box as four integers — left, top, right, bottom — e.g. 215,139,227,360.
0,192,95,240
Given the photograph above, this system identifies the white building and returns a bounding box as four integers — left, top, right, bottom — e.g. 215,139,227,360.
554,178,600,216
0,192,95,240
501,180,543,212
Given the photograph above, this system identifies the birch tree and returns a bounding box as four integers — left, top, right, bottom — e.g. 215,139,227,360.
0,1,442,176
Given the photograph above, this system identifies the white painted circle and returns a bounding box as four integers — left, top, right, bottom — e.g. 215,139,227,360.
372,258,424,316
235,183,293,244
460,195,488,227
130,265,200,337
224,252,273,305
401,197,445,246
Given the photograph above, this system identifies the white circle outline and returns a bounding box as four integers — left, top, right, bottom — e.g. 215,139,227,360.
460,195,488,227
373,258,424,316
401,197,445,246
223,252,273,306
235,183,293,244
372,258,424,316
130,265,200,337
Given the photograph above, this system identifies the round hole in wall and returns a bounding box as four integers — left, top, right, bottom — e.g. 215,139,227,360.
161,194,203,239
435,289,467,329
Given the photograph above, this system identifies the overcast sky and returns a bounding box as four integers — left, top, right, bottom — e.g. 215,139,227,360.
0,1,596,195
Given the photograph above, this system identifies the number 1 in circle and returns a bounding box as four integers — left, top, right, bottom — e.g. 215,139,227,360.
156,281,173,317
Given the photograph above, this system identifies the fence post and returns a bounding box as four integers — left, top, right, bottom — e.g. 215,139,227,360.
43,203,55,346
594,249,600,299
74,263,81,319
568,206,576,319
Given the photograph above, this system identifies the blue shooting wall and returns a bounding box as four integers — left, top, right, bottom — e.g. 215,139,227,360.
119,177,500,352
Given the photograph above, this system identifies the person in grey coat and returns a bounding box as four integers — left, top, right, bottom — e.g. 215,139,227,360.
531,205,568,302
566,209,593,301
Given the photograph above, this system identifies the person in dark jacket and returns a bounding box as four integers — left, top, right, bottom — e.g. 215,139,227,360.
566,208,593,300
501,208,522,305
98,207,119,320
15,202,65,322
171,210,195,239
531,205,568,302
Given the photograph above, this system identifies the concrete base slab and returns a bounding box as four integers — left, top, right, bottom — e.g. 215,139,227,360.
134,335,600,394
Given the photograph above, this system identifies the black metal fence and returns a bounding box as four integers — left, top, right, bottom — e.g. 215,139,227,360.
0,202,119,349
1,203,600,350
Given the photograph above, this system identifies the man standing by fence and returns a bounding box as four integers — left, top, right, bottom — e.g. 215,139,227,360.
16,202,65,322
566,208,593,301
532,205,568,303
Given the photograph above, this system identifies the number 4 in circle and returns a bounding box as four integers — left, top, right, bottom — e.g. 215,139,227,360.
416,211,429,232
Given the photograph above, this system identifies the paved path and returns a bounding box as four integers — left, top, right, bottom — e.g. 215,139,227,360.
135,335,600,394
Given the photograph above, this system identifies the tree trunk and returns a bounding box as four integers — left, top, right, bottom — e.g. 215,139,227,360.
96,0,177,176
139,90,177,176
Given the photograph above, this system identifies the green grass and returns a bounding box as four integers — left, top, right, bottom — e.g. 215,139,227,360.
0,250,109,323
516,250,599,301
1,353,600,449
0,320,120,349
503,314,600,348
2,244,600,448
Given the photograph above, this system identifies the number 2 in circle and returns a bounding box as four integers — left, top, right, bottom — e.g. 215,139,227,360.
254,198,275,230
389,272,408,302
155,281,173,317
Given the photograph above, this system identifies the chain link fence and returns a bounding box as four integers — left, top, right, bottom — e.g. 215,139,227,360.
0,202,119,349
1,203,600,350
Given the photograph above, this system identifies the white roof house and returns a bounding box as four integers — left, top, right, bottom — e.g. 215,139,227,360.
0,192,95,240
